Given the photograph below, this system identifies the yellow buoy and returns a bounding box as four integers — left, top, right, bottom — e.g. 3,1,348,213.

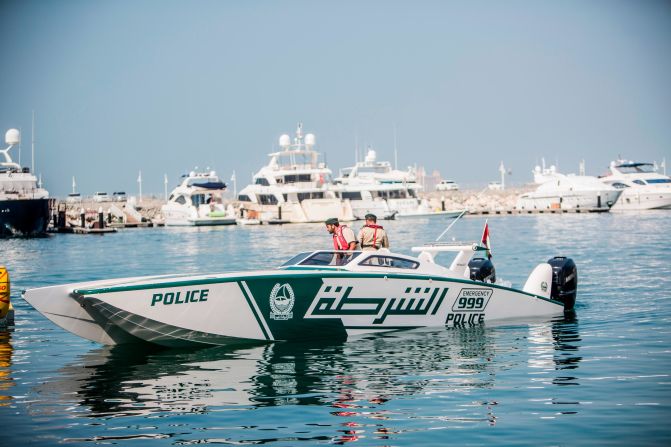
0,266,11,320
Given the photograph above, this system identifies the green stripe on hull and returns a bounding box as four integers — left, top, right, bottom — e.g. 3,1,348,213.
74,271,560,305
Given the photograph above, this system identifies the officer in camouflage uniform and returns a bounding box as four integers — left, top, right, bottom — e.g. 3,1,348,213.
358,214,389,251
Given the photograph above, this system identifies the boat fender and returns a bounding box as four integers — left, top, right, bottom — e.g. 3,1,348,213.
523,263,553,299
547,257,577,310
0,266,13,322
467,257,496,283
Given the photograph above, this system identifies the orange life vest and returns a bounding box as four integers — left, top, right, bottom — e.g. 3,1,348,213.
332,225,351,250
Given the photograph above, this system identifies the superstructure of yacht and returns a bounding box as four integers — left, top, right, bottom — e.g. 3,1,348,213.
334,149,458,218
599,159,671,210
162,170,236,226
237,123,354,223
0,128,51,236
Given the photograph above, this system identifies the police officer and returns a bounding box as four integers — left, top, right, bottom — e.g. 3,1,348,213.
325,217,357,250
358,214,389,251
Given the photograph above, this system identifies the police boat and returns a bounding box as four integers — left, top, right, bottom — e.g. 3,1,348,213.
22,239,578,347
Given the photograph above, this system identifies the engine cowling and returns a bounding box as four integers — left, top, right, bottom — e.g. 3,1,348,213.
468,257,496,283
547,257,577,310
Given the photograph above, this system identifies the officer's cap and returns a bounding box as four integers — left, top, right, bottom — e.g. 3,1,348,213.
364,213,377,221
325,217,339,225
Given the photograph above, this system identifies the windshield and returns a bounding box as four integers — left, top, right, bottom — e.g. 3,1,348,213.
617,163,655,174
280,252,313,267
297,251,362,267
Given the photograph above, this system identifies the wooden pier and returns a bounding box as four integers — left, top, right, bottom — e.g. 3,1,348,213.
466,207,611,216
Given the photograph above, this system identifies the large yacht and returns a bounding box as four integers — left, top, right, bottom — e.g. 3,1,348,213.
599,160,671,210
237,123,353,223
517,167,621,211
162,170,236,226
334,149,452,218
0,129,51,236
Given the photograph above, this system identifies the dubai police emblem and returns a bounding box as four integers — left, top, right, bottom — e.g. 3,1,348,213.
269,283,295,320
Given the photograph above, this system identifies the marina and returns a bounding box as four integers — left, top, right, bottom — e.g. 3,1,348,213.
2,1,671,445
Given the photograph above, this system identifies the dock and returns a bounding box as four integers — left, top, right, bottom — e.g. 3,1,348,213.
466,207,611,216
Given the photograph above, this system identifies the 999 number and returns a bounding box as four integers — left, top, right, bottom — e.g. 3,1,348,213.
456,296,484,310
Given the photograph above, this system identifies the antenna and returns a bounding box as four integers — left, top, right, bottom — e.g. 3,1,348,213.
31,110,35,174
18,126,22,166
164,173,168,201
435,209,468,242
662,157,667,176
393,124,398,170
72,176,77,194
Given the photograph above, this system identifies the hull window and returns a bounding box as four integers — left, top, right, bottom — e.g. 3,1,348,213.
341,191,363,200
297,192,324,201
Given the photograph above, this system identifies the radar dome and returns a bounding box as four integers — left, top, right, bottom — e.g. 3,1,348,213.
279,134,291,147
5,129,20,146
305,133,316,146
365,149,377,163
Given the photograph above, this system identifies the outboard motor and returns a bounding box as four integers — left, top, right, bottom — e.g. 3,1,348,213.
468,257,496,283
547,257,577,310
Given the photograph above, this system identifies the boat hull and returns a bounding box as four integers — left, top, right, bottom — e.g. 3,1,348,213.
516,189,621,210
0,198,51,237
23,271,565,347
610,190,671,210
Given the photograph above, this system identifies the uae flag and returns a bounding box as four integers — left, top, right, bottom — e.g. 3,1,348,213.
481,220,492,259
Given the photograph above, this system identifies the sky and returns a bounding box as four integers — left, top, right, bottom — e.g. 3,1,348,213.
1,0,670,197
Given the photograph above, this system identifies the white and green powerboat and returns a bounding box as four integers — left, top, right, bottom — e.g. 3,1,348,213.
22,243,577,347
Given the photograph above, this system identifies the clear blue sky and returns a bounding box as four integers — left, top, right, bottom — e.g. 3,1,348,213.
1,0,670,196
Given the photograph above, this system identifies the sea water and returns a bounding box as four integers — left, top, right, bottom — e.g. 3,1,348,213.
0,213,670,446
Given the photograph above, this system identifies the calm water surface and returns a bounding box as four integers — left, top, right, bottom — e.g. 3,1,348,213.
1,214,670,446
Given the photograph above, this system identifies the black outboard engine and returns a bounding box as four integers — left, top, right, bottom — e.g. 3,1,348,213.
547,257,577,310
468,257,496,283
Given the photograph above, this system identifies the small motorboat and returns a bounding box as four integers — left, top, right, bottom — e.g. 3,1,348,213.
22,225,578,348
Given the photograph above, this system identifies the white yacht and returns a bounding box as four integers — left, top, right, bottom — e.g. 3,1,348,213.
599,160,671,210
162,170,236,226
237,123,354,223
0,128,51,236
334,149,457,218
517,169,621,211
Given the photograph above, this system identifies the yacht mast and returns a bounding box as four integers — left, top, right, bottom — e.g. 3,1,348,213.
393,124,398,170
31,110,35,174
499,161,506,190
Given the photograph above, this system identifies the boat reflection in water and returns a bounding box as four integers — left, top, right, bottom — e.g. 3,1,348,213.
0,329,14,407
33,319,580,444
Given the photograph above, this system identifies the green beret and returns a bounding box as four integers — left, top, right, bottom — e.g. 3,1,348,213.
364,213,377,221
325,217,339,225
